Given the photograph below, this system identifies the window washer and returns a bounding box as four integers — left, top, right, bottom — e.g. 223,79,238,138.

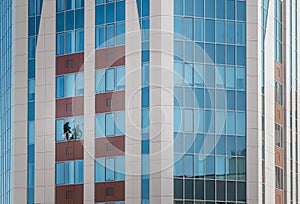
64,121,72,140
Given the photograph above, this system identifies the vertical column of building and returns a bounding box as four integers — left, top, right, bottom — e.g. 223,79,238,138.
94,0,126,203
11,0,27,203
274,0,285,203
125,0,142,202
34,0,56,203
54,0,85,203
83,0,95,203
149,1,174,203
27,0,43,203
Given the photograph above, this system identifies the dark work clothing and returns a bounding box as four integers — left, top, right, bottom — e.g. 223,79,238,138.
64,123,72,140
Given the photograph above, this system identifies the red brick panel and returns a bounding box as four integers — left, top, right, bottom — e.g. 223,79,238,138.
95,91,125,114
95,181,125,202
95,46,125,69
56,96,84,118
56,52,84,75
56,184,83,204
56,140,84,162
95,136,125,158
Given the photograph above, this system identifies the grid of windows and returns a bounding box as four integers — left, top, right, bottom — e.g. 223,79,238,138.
27,0,43,203
56,0,84,55
95,0,125,49
95,156,125,182
174,0,246,202
55,160,84,185
95,66,125,93
56,72,84,98
95,111,125,138
0,0,12,203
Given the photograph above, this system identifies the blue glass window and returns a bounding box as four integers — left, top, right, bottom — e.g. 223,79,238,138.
65,73,75,97
56,76,64,98
184,155,194,177
66,11,75,30
56,13,65,32
105,68,115,91
116,1,125,21
95,69,105,93
75,72,84,96
216,20,225,43
75,29,84,52
95,158,105,182
115,111,125,135
75,9,84,29
106,158,115,181
56,162,65,185
184,18,193,40
96,5,104,25
29,17,36,36
28,102,35,121
95,113,105,138
226,21,235,44
65,161,75,184
96,25,105,48
205,0,215,18
106,3,115,23
29,37,36,59
195,18,204,42
65,31,75,54
116,66,125,90
185,0,194,16
56,33,65,55
66,0,75,10
142,87,149,108
106,24,115,47
75,160,83,183
216,0,225,19
28,79,35,101
226,0,235,20
28,60,36,78
226,66,235,89
75,0,84,8
28,122,35,145
174,0,183,15
105,113,114,136
115,156,125,180
195,0,204,17
237,22,246,45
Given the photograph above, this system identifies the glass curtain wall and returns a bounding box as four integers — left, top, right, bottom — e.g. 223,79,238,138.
173,0,246,203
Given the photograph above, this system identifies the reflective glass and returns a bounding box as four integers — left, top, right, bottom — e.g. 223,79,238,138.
216,0,225,19
106,3,115,23
184,155,194,177
75,160,83,183
66,11,75,30
106,158,115,181
96,26,105,48
95,114,105,138
185,0,193,16
116,66,125,90
106,24,115,47
75,9,84,29
116,22,125,45
65,73,75,97
65,161,75,184
95,158,105,182
56,33,64,55
116,1,125,21
195,0,204,17
96,5,104,25
56,162,65,185
105,68,115,91
57,0,65,12
75,72,84,96
205,0,215,18
28,79,35,101
65,31,75,54
95,69,105,93
28,122,35,145
75,29,84,52
115,156,125,180
56,76,64,98
105,113,114,136
115,111,125,135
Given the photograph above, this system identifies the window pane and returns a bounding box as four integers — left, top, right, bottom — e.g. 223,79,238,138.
75,29,84,52
95,114,105,138
74,116,84,139
66,11,75,30
28,102,35,121
65,161,75,184
95,158,105,182
75,0,84,8
105,113,114,136
106,158,115,181
184,63,193,86
185,0,194,16
96,5,104,25
95,69,105,93
75,72,84,96
75,9,84,29
184,155,194,177
116,22,125,45
56,13,65,32
116,1,125,21
105,68,115,91
56,0,65,12
195,0,204,17
106,3,115,23
116,66,125,90
184,109,193,132
142,63,149,87
29,0,36,16
174,154,183,177
28,122,35,145
56,119,65,141
226,66,235,89
195,18,204,41
28,164,35,186
66,0,75,10
96,26,105,49
56,33,65,55
115,111,125,135
56,163,65,185
28,37,36,59
226,21,235,44
205,0,215,18
75,160,83,183
184,18,193,40
115,156,125,180
28,79,35,101
65,31,75,54
29,17,35,37
65,74,75,97
56,76,65,98
106,24,115,47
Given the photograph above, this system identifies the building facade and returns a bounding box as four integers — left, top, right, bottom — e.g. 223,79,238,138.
1,0,300,203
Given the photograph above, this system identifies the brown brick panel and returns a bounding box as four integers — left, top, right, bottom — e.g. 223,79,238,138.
56,140,84,162
274,61,283,84
275,147,283,168
95,46,125,69
275,104,283,126
56,52,84,75
95,136,125,158
56,96,84,118
56,184,83,204
95,91,125,114
275,189,283,204
95,181,125,202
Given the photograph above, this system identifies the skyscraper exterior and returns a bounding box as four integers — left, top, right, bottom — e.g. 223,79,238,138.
1,0,300,203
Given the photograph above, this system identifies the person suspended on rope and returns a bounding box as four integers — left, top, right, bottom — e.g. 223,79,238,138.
64,120,72,140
